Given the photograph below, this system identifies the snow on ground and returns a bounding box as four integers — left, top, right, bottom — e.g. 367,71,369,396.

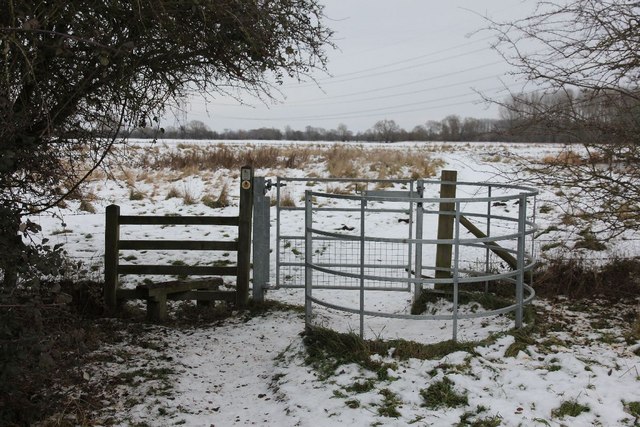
36,141,640,426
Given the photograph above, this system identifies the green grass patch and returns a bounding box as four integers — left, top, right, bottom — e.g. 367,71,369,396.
332,389,348,399
345,379,376,393
377,388,402,418
623,401,640,418
345,399,360,409
551,400,590,418
303,326,387,380
457,407,502,427
420,376,468,409
504,341,528,358
303,326,488,381
541,242,563,252
504,324,538,357
573,231,607,251
539,204,554,214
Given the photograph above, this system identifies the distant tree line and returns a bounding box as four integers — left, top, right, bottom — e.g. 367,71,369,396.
127,116,508,142
127,89,640,143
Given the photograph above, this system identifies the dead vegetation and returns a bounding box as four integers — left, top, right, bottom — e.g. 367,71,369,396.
112,143,444,181
137,144,321,171
535,257,640,300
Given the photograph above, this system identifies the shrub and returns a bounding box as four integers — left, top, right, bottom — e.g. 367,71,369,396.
535,257,640,299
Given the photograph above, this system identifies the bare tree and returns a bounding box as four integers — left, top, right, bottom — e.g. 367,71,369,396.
336,123,352,142
184,121,214,139
0,0,333,286
488,0,640,239
441,115,462,141
372,119,400,143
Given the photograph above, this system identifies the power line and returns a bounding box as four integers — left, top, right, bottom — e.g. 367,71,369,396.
213,61,506,108
214,85,514,122
289,75,501,107
290,49,499,88
295,35,495,83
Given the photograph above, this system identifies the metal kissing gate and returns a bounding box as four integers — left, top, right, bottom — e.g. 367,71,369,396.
252,171,538,341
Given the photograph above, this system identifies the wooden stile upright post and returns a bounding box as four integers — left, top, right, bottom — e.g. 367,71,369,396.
236,166,254,308
435,170,457,289
104,204,120,312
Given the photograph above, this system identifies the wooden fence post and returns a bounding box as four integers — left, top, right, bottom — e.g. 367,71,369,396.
104,204,120,313
435,170,457,289
237,166,254,308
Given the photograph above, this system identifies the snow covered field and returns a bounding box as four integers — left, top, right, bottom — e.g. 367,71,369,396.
38,141,640,426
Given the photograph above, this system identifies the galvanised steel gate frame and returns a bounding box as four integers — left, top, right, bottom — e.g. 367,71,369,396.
275,177,417,291
301,176,538,340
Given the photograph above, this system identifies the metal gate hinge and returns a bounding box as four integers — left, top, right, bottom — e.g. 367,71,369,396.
264,179,286,191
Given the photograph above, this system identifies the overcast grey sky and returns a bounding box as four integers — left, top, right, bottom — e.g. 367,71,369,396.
182,1,534,133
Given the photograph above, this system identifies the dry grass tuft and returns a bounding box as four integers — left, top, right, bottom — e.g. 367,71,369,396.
375,167,394,189
165,185,182,199
112,143,445,183
542,150,583,165
128,188,145,201
322,145,444,180
279,191,296,207
201,184,230,208
182,186,198,205
78,200,97,214
325,184,352,195
325,145,360,177
120,168,137,187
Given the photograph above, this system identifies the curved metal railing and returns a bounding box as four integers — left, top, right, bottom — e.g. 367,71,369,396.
303,178,538,341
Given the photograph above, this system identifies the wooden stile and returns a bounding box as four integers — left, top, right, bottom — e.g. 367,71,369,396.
103,167,254,320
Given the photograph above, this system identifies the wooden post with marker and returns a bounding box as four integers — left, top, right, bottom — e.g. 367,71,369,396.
237,166,253,308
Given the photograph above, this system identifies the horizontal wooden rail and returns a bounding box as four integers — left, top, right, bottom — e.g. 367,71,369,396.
117,265,237,276
459,215,517,270
459,214,532,281
104,166,253,316
118,215,239,226
118,240,238,251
